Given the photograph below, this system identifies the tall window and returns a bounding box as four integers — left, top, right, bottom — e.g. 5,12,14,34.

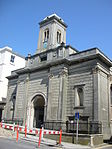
110,85,112,105
74,86,84,107
44,29,49,42
57,31,61,44
10,55,15,63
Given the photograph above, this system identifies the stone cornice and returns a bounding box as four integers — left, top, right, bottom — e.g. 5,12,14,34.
70,48,112,67
92,64,110,75
39,15,67,28
7,49,112,78
16,58,70,74
6,74,18,80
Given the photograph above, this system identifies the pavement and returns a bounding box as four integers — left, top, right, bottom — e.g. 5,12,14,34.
0,127,91,148
19,133,91,149
1,127,112,149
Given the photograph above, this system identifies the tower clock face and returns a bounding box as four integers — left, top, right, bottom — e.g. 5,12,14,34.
43,41,48,49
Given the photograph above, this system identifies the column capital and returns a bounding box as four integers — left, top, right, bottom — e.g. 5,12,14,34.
24,74,30,83
48,73,54,79
92,66,100,74
59,67,68,77
17,80,20,84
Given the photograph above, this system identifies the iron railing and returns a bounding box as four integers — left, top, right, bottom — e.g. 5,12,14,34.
44,121,102,134
2,119,102,134
2,118,23,126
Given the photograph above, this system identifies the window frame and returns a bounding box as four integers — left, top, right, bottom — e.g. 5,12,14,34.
57,30,61,44
74,84,85,107
10,55,15,63
43,28,49,42
40,54,47,62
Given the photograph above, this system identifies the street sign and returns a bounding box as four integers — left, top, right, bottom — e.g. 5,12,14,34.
75,112,79,120
75,112,79,144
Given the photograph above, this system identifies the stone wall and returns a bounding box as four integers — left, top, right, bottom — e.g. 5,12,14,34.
67,60,96,120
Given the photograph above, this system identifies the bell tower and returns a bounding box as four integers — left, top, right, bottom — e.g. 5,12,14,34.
37,14,67,53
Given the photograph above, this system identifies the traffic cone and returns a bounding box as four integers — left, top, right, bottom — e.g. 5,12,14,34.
59,129,62,145
25,123,27,137
38,128,42,148
16,125,19,142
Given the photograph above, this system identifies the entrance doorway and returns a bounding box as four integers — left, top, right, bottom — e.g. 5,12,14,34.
33,95,45,128
0,109,2,122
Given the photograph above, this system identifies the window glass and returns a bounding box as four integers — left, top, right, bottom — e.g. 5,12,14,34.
10,55,15,63
40,55,47,62
44,29,49,42
57,31,61,44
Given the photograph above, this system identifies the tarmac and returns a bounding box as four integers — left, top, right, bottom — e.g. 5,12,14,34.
0,127,111,149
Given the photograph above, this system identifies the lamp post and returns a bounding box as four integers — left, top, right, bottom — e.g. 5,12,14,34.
73,106,84,144
75,112,79,144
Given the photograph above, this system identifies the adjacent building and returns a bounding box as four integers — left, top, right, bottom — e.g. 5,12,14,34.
3,14,112,139
0,47,25,121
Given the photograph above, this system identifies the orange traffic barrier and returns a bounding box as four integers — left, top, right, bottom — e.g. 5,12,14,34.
1,122,63,146
38,128,42,148
59,129,62,145
16,125,19,142
25,123,27,137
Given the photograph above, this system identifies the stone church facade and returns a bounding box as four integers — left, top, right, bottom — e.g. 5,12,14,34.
3,14,112,139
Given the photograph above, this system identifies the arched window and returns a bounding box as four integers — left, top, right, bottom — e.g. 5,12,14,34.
44,29,49,42
74,86,84,107
77,88,83,106
57,31,61,44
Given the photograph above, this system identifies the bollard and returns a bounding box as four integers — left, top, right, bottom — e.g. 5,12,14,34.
25,123,27,137
16,125,19,142
90,135,94,147
13,123,15,132
41,126,44,141
38,128,42,148
59,129,62,145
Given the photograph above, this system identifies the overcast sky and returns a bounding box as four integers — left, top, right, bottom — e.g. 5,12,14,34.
0,0,112,59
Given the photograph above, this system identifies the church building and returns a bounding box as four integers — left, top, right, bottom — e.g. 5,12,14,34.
3,14,112,139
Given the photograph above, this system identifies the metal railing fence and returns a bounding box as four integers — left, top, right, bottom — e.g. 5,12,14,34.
44,121,102,134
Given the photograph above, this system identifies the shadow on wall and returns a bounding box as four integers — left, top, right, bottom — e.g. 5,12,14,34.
9,86,17,121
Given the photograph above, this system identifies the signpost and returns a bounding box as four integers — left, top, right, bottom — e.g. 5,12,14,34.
75,112,79,144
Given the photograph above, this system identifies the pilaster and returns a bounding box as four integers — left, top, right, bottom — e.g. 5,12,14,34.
23,73,30,125
58,67,68,121
46,73,54,120
92,66,101,121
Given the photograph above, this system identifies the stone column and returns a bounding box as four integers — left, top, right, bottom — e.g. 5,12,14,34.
107,75,111,124
44,104,47,122
92,66,101,121
14,80,20,119
46,73,53,121
58,67,68,122
23,74,30,126
26,105,30,128
30,104,34,128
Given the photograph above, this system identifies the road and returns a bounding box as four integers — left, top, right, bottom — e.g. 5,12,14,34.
0,137,57,149
0,137,112,149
